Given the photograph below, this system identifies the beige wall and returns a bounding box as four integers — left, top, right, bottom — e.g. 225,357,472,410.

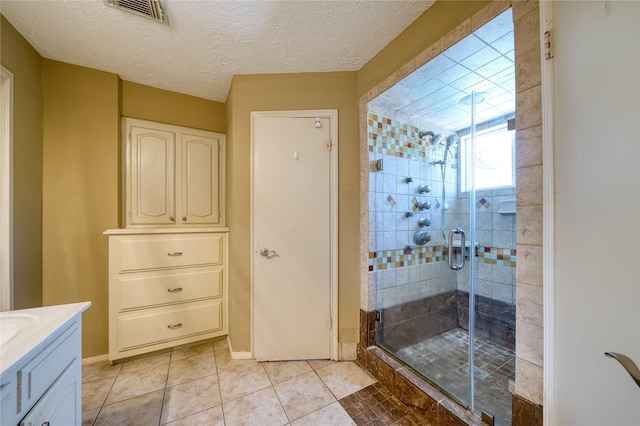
0,16,44,309
121,81,226,133
42,59,120,357
226,72,360,352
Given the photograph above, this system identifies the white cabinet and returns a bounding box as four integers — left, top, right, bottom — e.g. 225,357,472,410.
124,118,226,228
105,229,228,362
0,303,88,426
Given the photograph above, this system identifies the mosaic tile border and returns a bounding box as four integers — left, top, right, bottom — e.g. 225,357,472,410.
368,245,448,271
368,245,516,271
367,114,430,161
477,246,517,267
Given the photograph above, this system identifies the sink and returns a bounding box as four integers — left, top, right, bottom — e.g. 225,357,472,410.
0,313,39,345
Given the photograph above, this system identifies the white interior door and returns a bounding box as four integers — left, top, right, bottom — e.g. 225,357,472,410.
551,1,640,424
252,111,337,361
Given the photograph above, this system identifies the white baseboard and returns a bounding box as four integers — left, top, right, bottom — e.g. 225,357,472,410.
82,354,109,365
227,335,253,360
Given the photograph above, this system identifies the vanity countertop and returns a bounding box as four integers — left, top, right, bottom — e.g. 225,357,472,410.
0,302,91,375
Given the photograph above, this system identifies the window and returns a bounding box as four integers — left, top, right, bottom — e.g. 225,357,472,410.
461,123,515,191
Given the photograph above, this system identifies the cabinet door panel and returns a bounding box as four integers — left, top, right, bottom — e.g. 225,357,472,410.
130,126,176,225
23,325,79,408
19,362,78,426
181,133,220,224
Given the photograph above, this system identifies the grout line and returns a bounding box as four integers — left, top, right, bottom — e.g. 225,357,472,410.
157,360,171,426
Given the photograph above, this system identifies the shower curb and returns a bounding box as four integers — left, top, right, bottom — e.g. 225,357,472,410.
357,344,485,425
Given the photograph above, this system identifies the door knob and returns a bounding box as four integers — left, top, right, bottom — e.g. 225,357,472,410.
259,248,278,258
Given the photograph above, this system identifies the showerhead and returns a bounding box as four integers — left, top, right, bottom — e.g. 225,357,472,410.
419,131,445,146
442,134,459,162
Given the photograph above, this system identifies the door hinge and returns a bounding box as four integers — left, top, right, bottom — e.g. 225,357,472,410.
218,211,221,219
326,139,333,151
544,30,554,60
375,309,383,324
328,316,332,330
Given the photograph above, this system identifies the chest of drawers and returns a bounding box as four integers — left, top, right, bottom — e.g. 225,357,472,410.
105,229,228,362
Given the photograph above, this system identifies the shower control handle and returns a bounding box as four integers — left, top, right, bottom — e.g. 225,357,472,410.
417,185,431,194
416,201,431,211
447,228,466,271
418,218,431,227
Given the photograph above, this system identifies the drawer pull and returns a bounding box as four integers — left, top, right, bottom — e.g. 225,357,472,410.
167,252,183,257
0,381,9,391
167,287,183,293
167,323,183,329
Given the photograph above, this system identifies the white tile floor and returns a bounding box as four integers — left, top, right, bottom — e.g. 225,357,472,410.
82,339,376,425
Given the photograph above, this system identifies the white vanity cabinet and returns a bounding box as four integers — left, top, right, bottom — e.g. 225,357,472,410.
106,229,228,362
124,117,226,228
0,303,89,426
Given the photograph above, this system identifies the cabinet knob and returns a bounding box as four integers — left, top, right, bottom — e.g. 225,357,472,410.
182,216,187,222
169,216,175,222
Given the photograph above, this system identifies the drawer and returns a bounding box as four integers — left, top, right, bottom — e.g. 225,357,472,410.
117,301,222,351
117,267,222,311
117,234,223,272
21,323,79,410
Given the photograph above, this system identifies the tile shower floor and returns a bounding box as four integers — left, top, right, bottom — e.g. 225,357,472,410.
395,328,515,426
82,339,390,425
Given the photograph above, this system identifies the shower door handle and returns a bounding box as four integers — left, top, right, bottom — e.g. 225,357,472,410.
447,228,466,271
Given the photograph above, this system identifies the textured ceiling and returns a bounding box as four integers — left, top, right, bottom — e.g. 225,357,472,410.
1,0,435,102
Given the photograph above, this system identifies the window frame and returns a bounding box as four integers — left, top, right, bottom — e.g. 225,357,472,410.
460,122,515,193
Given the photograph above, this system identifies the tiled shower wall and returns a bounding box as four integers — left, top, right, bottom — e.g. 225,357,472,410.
367,113,457,311
457,187,517,305
367,113,517,312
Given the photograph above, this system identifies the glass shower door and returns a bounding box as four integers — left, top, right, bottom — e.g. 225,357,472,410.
464,90,517,425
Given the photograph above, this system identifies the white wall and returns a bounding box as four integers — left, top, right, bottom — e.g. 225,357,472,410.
553,1,640,424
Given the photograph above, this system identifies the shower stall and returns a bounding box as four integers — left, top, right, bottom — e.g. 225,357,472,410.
367,9,516,425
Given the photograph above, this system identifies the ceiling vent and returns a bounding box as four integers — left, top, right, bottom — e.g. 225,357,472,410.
105,0,168,24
